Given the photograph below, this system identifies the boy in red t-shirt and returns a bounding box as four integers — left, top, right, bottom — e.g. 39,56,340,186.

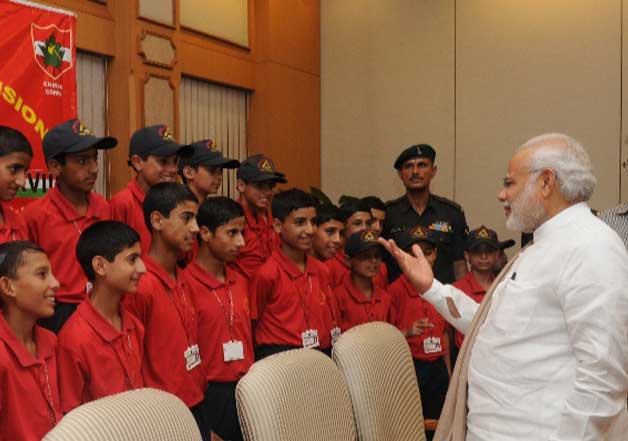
122,183,210,440
452,226,502,349
333,230,391,332
388,226,450,420
57,221,146,412
24,119,116,333
232,154,286,280
185,197,252,441
0,126,32,243
250,189,332,359
110,125,193,254
0,241,62,441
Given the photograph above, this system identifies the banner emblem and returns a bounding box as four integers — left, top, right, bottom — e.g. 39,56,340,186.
31,23,73,80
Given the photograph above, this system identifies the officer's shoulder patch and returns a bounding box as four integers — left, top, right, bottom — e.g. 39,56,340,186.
432,194,464,212
385,196,406,207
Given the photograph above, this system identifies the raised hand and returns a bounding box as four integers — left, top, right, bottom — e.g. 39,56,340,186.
377,238,435,293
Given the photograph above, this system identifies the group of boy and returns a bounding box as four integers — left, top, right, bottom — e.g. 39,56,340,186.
0,119,515,441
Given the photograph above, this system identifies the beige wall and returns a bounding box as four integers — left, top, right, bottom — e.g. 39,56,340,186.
322,0,624,246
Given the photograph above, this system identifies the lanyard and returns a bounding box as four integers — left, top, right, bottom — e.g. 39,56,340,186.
111,333,137,390
158,276,195,346
211,286,235,340
292,274,314,329
35,362,58,424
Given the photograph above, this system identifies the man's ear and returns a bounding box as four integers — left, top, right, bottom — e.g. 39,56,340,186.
198,225,212,243
47,159,62,178
92,256,107,278
431,164,438,178
129,155,144,173
272,218,282,234
463,250,469,262
539,168,557,197
236,179,246,194
150,211,164,231
0,276,16,301
182,165,196,181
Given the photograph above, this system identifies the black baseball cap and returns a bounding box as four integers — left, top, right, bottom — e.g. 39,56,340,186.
43,119,117,162
396,225,437,251
466,226,500,251
393,144,436,170
129,125,193,158
498,238,516,250
237,154,287,183
178,139,240,170
345,230,384,258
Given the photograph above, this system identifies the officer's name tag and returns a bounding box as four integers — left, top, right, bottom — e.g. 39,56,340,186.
423,337,442,354
331,327,341,345
184,344,201,371
223,340,245,362
301,329,320,349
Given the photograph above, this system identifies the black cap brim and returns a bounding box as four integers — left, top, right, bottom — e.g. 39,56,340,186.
65,135,118,154
498,239,516,250
467,239,500,251
150,142,193,158
346,242,384,258
202,157,240,169
245,173,287,184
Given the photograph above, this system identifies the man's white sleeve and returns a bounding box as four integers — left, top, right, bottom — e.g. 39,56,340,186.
422,280,480,335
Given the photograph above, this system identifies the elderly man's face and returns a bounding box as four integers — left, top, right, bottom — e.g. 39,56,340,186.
498,149,547,232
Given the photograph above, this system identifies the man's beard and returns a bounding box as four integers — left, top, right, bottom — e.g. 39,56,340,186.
504,178,547,233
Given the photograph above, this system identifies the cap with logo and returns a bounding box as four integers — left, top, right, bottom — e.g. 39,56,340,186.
393,144,437,170
345,230,384,258
178,139,240,170
43,118,117,162
396,225,438,251
466,226,500,251
237,154,287,183
129,124,193,158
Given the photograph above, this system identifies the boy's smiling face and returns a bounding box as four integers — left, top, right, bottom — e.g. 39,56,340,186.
275,207,316,253
96,242,146,293
350,247,382,279
1,250,59,319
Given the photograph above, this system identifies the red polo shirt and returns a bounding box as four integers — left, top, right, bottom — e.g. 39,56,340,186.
122,255,205,407
250,250,330,347
388,275,449,361
185,262,253,382
23,187,110,303
110,178,151,254
316,261,341,350
0,203,27,243
333,275,391,332
231,201,278,280
326,250,389,290
0,317,62,441
452,271,491,348
57,300,145,412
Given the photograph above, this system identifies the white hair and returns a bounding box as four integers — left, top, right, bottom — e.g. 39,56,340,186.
516,133,597,202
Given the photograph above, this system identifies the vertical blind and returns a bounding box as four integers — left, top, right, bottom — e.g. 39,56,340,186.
179,76,249,198
76,51,108,196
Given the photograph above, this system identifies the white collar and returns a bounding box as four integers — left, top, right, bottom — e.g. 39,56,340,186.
533,202,590,244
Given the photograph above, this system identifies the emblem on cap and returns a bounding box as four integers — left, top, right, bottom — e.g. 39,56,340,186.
158,126,174,141
411,226,427,239
416,146,422,155
258,159,274,173
72,120,91,136
206,140,219,151
477,227,490,239
362,230,377,242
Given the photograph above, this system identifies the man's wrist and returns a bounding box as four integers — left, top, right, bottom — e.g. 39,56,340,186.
422,279,443,302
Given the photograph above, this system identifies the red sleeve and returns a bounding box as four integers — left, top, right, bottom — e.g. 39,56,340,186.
109,192,130,224
249,265,277,321
22,203,40,244
56,337,86,413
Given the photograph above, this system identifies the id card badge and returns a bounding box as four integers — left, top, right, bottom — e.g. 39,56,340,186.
184,344,201,371
423,337,442,354
301,329,320,349
223,340,245,362
331,327,341,345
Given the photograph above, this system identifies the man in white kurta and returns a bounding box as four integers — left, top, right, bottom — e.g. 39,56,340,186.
383,133,628,441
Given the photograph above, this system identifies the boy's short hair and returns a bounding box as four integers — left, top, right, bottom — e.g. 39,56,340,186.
362,196,386,212
0,126,33,158
76,221,141,281
272,188,317,222
313,204,347,226
143,182,198,232
0,241,44,279
339,198,371,219
197,197,245,233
